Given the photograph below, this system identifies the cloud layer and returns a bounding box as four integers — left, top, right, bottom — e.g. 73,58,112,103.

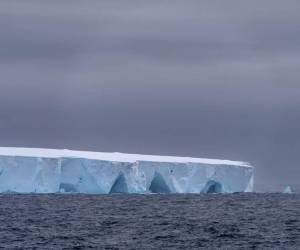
0,1,300,189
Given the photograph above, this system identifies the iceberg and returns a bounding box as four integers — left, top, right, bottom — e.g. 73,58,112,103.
0,147,254,194
283,186,293,194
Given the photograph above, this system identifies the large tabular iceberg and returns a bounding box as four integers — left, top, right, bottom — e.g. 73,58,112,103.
0,147,254,194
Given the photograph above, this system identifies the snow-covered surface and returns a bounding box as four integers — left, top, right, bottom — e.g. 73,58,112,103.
0,147,250,167
0,147,254,194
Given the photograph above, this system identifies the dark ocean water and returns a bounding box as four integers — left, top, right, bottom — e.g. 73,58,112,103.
0,193,299,249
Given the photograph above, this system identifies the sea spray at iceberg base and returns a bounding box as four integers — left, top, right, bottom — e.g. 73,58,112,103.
0,147,254,194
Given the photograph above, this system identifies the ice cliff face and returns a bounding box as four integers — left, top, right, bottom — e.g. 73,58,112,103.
0,147,254,194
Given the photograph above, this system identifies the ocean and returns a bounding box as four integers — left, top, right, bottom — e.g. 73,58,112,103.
0,193,299,249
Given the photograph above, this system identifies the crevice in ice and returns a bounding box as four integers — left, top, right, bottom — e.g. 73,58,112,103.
149,172,171,194
59,183,78,193
60,159,103,194
109,173,128,194
202,180,222,193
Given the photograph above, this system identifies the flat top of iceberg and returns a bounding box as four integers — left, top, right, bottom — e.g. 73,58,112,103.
0,147,251,167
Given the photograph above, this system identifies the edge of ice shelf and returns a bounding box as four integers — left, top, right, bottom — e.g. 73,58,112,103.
0,147,251,167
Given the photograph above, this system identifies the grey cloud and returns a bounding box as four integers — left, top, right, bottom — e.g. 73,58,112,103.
0,0,300,191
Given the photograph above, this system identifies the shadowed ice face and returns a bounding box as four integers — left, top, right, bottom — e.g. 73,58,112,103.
0,0,300,190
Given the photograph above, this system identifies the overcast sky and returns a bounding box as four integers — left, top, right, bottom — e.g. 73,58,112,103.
0,1,300,190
